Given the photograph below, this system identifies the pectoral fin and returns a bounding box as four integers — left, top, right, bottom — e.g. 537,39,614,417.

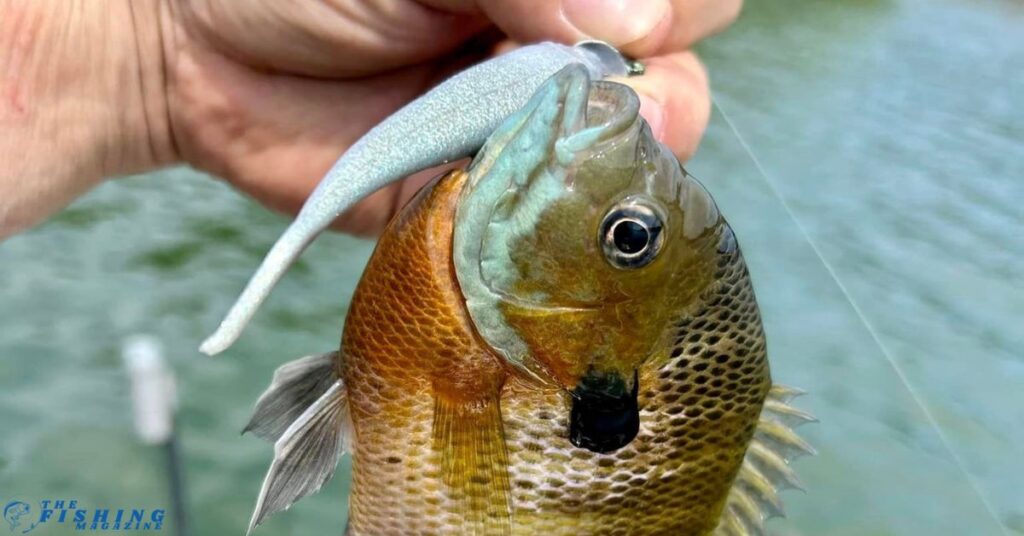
246,353,350,534
433,395,512,535
243,351,338,442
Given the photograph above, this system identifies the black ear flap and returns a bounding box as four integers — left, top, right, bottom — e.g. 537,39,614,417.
569,369,640,453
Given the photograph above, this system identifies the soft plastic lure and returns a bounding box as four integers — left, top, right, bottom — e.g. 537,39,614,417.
200,41,636,356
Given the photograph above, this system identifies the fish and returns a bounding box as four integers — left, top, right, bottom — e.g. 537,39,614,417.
241,64,814,536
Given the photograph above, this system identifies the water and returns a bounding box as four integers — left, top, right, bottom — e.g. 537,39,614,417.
1,0,1020,534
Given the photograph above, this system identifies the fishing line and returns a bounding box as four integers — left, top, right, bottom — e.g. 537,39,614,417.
711,96,1010,535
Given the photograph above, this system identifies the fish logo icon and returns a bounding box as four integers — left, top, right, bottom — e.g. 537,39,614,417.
2,502,35,534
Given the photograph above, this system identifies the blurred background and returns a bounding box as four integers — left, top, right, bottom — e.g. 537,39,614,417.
1,0,1021,534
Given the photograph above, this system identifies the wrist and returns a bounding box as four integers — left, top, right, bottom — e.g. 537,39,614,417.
0,0,175,236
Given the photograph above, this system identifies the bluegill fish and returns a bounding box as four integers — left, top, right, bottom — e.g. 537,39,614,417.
241,65,813,535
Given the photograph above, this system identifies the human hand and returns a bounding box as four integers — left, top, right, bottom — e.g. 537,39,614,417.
0,0,741,237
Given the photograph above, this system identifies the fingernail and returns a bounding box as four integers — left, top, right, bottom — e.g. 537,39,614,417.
637,93,666,140
563,0,671,47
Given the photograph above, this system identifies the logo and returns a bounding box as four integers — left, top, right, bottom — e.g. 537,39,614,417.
3,502,36,534
0,499,164,533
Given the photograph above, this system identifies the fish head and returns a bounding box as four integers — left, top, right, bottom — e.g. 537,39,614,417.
454,65,726,448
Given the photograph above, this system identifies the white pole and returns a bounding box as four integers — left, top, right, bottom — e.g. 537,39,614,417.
123,335,190,536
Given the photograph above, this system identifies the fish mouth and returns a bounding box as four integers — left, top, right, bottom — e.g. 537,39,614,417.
581,81,642,140
551,73,642,164
569,369,640,453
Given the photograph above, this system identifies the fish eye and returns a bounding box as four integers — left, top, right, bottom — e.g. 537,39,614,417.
600,201,665,269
